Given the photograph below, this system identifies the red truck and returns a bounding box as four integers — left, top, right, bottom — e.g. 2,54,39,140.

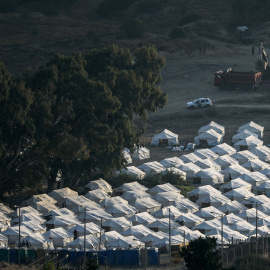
214,68,262,90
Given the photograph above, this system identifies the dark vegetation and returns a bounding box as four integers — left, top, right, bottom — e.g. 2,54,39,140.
1,0,270,198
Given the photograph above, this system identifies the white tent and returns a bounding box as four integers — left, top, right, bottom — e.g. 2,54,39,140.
192,219,223,234
128,212,156,226
243,195,270,207
0,213,11,226
115,181,148,193
43,227,73,247
107,237,145,249
256,180,270,194
21,233,54,249
77,210,113,225
190,168,224,186
249,225,270,237
147,218,179,233
232,129,259,144
121,190,150,205
220,178,252,192
84,178,113,194
122,149,132,164
100,196,128,208
134,197,162,213
68,234,100,250
198,121,225,135
231,150,258,165
46,214,81,230
121,224,154,239
35,201,59,215
210,143,236,156
159,157,184,168
170,199,200,213
194,206,224,220
102,217,132,232
180,153,202,164
194,129,223,146
187,185,222,202
115,166,146,180
105,204,137,218
0,234,8,247
250,146,270,162
214,155,238,170
239,172,268,186
23,194,57,207
65,195,102,210
194,159,221,171
221,164,249,181
223,187,253,202
151,129,179,146
2,225,33,243
217,201,248,215
237,208,267,223
151,192,184,207
252,216,270,227
152,206,182,219
9,206,41,219
84,189,110,203
218,213,245,226
242,159,269,172
234,135,263,151
131,146,150,160
196,193,230,208
0,204,13,215
260,167,270,178
206,227,247,242
47,208,76,218
100,231,124,245
229,221,255,236
237,121,264,138
47,188,78,206
148,183,181,195
177,163,201,178
67,222,104,237
22,221,47,234
193,148,219,160
137,161,166,175
175,213,204,228
12,213,45,225
161,167,187,178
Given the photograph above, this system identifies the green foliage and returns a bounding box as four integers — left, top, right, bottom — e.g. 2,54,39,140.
83,256,98,270
0,45,167,195
232,254,270,270
136,0,164,14
169,27,186,39
179,14,202,26
97,0,136,18
41,261,55,270
120,18,145,39
180,236,222,270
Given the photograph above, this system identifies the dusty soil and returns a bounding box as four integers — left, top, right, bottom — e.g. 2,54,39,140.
134,41,270,166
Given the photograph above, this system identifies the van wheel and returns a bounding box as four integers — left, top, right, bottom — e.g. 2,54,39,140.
189,106,195,109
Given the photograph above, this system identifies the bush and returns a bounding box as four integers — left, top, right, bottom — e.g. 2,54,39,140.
136,0,164,14
169,27,186,39
120,18,145,39
179,14,202,26
41,261,55,270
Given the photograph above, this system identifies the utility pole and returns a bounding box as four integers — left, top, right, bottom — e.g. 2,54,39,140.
255,202,258,255
169,208,171,263
84,207,86,265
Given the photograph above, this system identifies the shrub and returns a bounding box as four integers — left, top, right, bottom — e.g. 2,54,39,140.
120,18,145,39
179,14,202,26
41,261,55,270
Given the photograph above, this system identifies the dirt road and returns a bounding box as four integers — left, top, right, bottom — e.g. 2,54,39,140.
138,42,270,164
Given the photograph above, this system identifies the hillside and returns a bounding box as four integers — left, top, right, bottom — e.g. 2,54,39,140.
0,0,234,77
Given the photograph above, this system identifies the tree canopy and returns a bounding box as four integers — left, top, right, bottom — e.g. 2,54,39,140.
180,236,222,270
0,45,167,197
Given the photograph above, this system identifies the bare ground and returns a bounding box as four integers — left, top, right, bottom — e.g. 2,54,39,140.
134,42,270,166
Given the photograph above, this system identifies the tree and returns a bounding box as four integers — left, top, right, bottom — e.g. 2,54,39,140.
180,236,222,270
0,45,167,195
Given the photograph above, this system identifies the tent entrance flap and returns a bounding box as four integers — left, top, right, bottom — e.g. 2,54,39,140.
159,139,169,146
199,139,208,147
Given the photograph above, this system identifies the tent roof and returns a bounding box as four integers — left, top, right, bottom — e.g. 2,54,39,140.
187,185,221,196
153,129,178,139
198,121,225,134
148,183,180,195
47,188,78,200
234,135,263,146
159,157,184,168
194,148,219,160
84,178,112,194
210,143,236,156
115,181,148,192
237,121,264,133
198,129,223,139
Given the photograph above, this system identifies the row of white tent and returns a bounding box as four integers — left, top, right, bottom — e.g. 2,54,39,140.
1,175,270,250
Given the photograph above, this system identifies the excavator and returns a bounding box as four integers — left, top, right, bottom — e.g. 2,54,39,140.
255,42,270,79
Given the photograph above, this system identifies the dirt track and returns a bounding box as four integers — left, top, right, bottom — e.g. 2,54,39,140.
137,42,270,164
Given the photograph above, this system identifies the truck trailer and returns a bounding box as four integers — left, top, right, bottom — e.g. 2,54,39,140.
214,68,262,90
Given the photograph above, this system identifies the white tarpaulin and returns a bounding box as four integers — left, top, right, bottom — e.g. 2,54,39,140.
151,129,179,146
210,143,236,156
194,129,223,146
237,121,264,138
198,121,225,135
234,135,263,151
232,129,258,144
231,150,258,165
